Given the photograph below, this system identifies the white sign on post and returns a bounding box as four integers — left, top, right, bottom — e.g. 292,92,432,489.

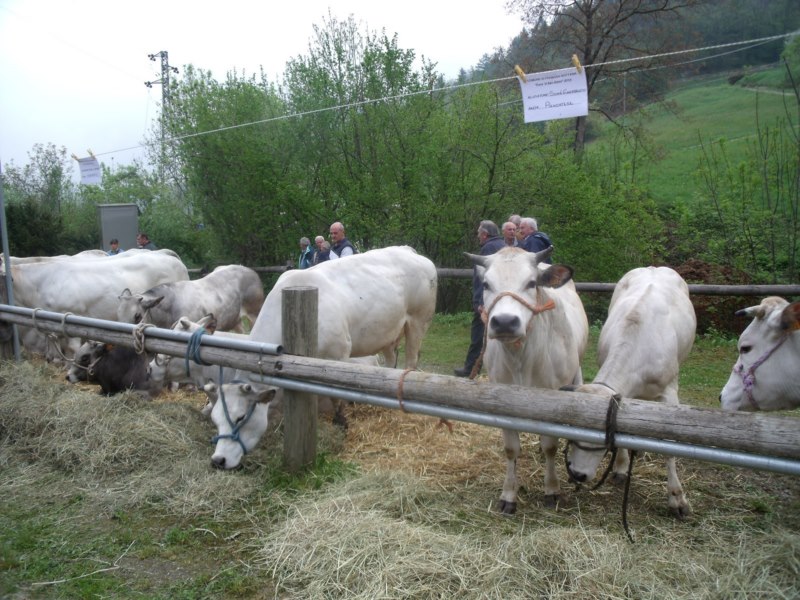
78,156,101,185
518,67,589,123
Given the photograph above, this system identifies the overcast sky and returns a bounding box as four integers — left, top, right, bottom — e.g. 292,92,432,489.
0,0,524,174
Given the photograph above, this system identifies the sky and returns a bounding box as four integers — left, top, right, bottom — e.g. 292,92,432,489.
0,0,525,174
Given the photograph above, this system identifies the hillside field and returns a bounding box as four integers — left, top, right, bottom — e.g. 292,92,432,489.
588,67,798,208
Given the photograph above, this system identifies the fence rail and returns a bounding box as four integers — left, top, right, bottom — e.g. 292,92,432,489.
1,300,799,477
191,266,800,297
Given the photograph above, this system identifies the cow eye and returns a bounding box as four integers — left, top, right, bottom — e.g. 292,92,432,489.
740,345,752,355
483,282,491,292
526,280,537,289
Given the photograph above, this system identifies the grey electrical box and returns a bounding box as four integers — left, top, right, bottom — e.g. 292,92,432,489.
97,204,138,252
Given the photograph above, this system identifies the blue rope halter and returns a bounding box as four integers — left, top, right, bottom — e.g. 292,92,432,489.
210,379,256,455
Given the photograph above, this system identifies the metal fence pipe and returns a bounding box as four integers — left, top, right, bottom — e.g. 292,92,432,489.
249,373,800,477
0,304,283,356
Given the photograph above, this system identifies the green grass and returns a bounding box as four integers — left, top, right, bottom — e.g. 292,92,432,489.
588,66,798,207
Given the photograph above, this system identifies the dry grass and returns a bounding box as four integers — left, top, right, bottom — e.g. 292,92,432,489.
2,360,800,598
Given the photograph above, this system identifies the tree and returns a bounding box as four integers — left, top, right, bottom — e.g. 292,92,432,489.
506,0,699,152
2,143,75,213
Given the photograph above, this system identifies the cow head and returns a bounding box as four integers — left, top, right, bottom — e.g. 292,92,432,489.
205,381,278,470
149,314,219,386
466,247,573,344
561,383,621,483
117,288,165,324
720,297,800,411
66,340,104,383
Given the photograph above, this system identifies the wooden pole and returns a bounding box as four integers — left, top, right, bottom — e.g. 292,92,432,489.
280,287,318,472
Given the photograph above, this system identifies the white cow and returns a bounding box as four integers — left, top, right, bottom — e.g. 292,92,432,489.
468,246,588,513
208,245,438,469
149,314,245,392
0,249,107,268
564,266,696,518
720,296,800,412
8,251,189,358
117,264,264,332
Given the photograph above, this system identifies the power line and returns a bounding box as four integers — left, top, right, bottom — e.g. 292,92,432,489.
93,29,800,160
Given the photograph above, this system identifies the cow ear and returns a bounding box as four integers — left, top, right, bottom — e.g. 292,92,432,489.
119,288,132,299
539,264,574,289
203,382,218,401
257,388,278,404
781,301,800,332
178,317,191,330
143,296,165,310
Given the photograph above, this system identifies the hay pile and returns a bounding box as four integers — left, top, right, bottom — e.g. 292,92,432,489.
3,360,800,598
0,359,274,518
249,470,800,599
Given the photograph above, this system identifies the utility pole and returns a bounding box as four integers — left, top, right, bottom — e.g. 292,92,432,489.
145,51,179,179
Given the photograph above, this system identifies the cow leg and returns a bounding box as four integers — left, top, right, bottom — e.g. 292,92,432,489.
381,344,399,369
401,320,426,370
611,449,630,485
499,429,521,515
665,456,691,518
661,385,690,518
540,434,562,507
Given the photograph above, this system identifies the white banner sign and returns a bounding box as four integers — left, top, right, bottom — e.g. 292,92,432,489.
78,156,101,185
518,67,589,123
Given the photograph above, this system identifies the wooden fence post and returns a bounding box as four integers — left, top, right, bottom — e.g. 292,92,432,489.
281,286,319,472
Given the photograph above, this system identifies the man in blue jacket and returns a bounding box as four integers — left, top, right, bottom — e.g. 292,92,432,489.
454,220,505,377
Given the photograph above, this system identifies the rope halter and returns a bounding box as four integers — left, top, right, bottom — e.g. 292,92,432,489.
480,290,555,341
733,332,791,410
210,378,256,456
468,290,555,379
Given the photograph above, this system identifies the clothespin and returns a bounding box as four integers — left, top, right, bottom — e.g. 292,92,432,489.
514,64,527,83
87,149,95,158
571,54,582,74
71,153,79,161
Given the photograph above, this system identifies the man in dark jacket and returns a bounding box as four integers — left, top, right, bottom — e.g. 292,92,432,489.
455,220,505,377
329,221,357,259
518,217,552,254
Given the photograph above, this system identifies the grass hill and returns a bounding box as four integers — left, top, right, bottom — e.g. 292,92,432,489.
588,65,797,208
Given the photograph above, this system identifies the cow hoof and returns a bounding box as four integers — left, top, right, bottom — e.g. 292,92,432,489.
333,412,349,431
497,499,517,515
611,472,628,486
543,494,561,509
670,503,692,520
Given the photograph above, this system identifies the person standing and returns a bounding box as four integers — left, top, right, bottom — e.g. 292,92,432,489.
509,214,524,245
328,221,357,259
454,220,505,378
136,232,157,250
518,217,552,254
312,236,330,265
107,238,124,255
314,240,331,264
298,237,315,269
501,221,518,246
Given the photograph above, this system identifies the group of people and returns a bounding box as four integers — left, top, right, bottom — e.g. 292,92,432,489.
499,214,552,252
454,214,552,378
106,232,157,256
297,221,357,269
